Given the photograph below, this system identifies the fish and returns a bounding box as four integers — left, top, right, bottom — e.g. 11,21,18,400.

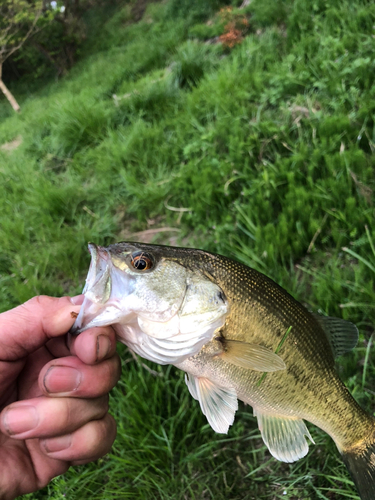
71,242,375,500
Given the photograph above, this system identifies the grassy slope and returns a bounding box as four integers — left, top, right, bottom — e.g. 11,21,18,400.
0,0,375,498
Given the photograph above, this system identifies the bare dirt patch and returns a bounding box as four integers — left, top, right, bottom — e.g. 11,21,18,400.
131,0,162,22
0,135,22,152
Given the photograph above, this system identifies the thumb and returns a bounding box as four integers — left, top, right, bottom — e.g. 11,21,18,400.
0,296,83,361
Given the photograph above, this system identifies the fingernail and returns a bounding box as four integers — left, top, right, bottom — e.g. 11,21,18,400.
43,434,72,453
70,294,84,305
3,405,38,436
97,335,111,361
44,366,81,394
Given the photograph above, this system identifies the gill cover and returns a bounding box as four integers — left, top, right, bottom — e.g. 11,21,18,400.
71,243,228,365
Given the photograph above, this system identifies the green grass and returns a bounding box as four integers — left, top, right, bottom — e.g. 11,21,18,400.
1,0,375,498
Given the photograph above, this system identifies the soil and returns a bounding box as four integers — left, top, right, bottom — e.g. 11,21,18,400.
131,0,162,22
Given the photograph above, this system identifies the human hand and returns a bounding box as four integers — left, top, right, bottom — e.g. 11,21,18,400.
0,295,121,500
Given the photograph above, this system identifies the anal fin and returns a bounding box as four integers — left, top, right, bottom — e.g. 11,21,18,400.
254,409,314,463
185,374,238,434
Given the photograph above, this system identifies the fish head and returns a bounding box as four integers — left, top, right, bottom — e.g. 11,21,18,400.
71,242,228,365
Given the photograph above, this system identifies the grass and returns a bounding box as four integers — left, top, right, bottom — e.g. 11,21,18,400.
1,0,375,498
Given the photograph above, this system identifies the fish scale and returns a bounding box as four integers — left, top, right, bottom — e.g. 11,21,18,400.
72,242,375,500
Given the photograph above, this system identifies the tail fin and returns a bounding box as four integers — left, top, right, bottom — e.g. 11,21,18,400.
341,425,375,500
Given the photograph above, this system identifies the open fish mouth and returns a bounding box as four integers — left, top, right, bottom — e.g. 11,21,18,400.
70,242,229,365
70,243,132,334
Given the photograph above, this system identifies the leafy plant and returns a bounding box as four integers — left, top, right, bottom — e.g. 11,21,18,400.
0,0,52,111
1,0,375,498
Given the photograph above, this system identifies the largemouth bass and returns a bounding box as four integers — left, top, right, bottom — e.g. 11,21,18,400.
71,242,375,500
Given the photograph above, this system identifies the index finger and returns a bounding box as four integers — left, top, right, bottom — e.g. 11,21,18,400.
68,325,117,365
0,296,82,361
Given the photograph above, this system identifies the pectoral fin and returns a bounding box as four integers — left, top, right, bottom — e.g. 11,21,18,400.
254,409,315,463
313,314,359,358
185,374,238,434
220,340,286,372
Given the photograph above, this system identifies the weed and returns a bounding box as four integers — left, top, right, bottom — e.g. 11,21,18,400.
0,0,374,498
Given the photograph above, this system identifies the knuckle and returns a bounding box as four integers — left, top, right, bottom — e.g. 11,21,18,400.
102,394,110,413
106,418,117,449
27,295,49,308
102,354,122,390
84,419,110,454
113,354,122,381
107,414,117,440
98,415,117,450
96,395,109,416
70,416,116,463
29,295,43,307
53,399,71,428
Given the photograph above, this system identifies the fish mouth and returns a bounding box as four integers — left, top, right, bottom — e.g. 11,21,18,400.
70,243,128,334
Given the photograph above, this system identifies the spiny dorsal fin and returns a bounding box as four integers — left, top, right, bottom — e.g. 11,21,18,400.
220,340,286,372
184,374,238,434
313,314,359,358
253,408,315,463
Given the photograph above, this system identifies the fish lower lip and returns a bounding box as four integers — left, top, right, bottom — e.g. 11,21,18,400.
71,293,129,334
69,323,83,335
70,296,104,334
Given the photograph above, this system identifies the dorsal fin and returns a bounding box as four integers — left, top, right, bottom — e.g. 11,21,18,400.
313,314,359,358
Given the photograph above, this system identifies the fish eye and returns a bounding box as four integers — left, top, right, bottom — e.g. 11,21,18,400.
130,251,154,272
